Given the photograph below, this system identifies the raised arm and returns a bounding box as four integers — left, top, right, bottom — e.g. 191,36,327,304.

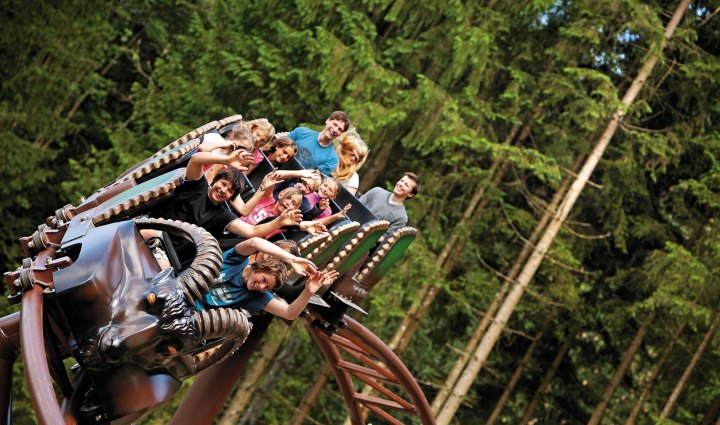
197,133,235,153
314,203,351,227
186,151,249,181
226,208,303,238
272,169,320,181
229,171,282,216
263,270,338,320
233,238,317,276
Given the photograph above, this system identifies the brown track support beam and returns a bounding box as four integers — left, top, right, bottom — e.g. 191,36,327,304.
305,314,435,424
21,285,64,425
0,313,20,425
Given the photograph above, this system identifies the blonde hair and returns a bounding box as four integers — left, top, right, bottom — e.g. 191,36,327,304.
277,187,303,208
241,118,275,148
321,175,341,198
301,175,321,193
332,126,368,183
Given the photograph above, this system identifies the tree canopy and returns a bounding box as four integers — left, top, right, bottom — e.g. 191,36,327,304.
2,1,719,423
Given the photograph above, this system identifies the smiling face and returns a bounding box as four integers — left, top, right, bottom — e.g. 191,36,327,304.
275,192,302,213
208,178,235,203
324,119,346,140
318,179,340,200
393,176,417,200
245,271,277,292
252,128,272,148
271,146,295,164
296,176,320,195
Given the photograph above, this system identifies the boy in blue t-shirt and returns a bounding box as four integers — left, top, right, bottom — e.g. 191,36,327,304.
285,111,350,175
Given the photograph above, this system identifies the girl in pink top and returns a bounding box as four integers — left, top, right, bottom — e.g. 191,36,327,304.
305,176,352,227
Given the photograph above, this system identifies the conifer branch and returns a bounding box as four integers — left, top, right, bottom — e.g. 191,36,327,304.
696,6,720,29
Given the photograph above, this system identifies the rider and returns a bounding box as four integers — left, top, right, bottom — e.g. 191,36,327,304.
200,238,337,320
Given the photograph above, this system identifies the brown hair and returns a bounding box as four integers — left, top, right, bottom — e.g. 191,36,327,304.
212,168,245,201
327,111,350,132
262,137,297,163
249,257,288,291
403,172,421,196
274,239,300,257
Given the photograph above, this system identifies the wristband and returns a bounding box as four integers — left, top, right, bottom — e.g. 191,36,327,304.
259,184,267,191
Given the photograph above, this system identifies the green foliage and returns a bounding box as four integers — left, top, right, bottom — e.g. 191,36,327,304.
3,0,720,423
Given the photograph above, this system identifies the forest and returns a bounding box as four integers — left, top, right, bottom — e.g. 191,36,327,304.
1,0,719,424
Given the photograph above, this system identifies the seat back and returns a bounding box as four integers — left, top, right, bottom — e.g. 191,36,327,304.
91,168,186,225
337,227,418,301
305,221,360,268
325,220,389,276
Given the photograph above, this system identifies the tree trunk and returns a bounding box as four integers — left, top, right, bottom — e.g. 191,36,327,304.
388,122,524,354
588,312,656,425
288,363,333,425
486,328,545,425
238,333,302,425
659,313,720,420
340,124,525,425
434,3,691,423
519,338,573,425
431,153,583,415
218,325,290,425
624,322,685,425
359,130,396,192
700,395,720,425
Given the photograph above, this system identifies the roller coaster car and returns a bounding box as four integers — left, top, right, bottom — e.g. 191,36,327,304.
2,116,434,425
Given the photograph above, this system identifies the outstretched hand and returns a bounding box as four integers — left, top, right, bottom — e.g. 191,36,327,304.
289,257,318,276
280,208,303,226
339,203,352,215
306,270,339,294
298,169,321,180
318,198,330,211
261,170,282,190
227,149,253,169
299,221,327,235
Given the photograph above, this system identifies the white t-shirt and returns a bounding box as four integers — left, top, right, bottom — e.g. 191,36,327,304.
343,172,360,191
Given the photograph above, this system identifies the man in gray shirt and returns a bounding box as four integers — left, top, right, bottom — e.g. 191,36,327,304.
359,172,421,238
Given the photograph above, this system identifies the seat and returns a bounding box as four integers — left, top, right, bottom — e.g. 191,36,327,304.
91,168,186,225
305,221,361,269
332,227,418,303
325,220,389,277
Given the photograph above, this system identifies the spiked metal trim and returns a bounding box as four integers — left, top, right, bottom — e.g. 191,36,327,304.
356,227,417,283
298,233,331,257
91,169,185,225
215,114,244,128
326,220,389,272
306,221,360,262
153,120,220,158
122,139,200,182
